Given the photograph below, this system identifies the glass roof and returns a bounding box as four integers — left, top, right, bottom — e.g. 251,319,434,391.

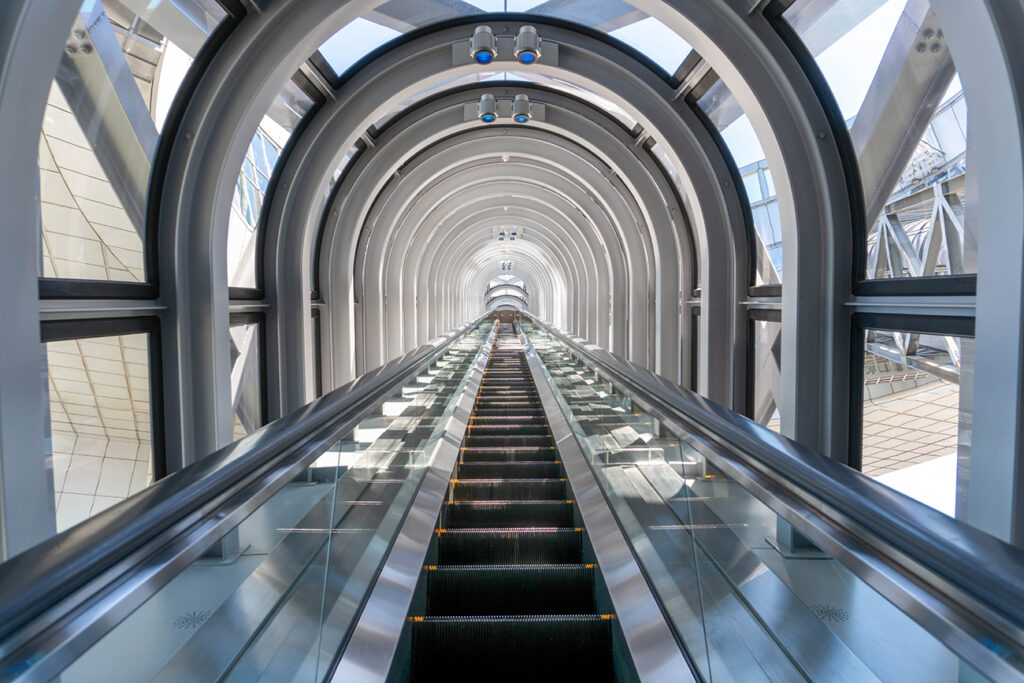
811,0,905,120
608,16,691,76
314,2,694,81
463,1,546,11
319,18,402,75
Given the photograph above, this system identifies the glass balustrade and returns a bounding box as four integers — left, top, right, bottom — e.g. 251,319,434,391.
520,320,986,683
52,324,493,682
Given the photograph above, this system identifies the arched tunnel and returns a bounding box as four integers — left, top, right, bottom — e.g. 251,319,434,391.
1,1,1023,680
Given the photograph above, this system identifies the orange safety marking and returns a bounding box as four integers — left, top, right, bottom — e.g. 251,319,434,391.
585,564,596,569
566,500,574,504
574,527,583,532
410,616,425,622
424,565,437,570
435,528,447,534
600,614,616,621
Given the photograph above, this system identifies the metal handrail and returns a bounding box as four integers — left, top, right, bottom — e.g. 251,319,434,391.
0,317,484,646
523,314,1024,658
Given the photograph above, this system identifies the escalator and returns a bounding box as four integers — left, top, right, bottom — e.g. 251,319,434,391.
404,323,623,681
1,314,1023,682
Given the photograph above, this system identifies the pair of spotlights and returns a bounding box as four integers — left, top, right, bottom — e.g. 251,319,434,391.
478,94,532,123
471,25,541,65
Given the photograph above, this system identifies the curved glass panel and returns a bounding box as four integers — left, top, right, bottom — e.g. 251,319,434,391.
486,285,528,301
864,82,968,279
696,83,782,285
227,122,284,289
312,2,694,82
782,0,971,281
608,16,691,76
39,0,226,283
227,82,315,290
319,17,402,76
810,0,906,120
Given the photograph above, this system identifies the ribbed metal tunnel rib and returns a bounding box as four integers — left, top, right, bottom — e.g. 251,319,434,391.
407,322,618,680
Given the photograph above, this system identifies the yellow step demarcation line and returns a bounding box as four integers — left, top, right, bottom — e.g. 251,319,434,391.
408,614,616,622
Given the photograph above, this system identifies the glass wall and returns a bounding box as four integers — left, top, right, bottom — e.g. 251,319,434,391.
695,86,782,285
227,78,314,291
858,325,968,518
227,124,284,289
866,88,969,280
229,317,265,439
45,330,154,532
39,0,226,284
749,313,781,432
782,0,970,282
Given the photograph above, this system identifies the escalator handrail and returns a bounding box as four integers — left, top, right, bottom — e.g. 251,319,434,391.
0,317,484,643
524,314,1024,635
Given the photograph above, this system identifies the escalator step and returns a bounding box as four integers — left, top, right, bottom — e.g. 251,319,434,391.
461,447,557,462
410,615,614,682
452,479,566,501
425,565,596,616
457,461,561,479
443,501,574,528
467,424,550,436
472,409,544,417
469,415,548,425
465,435,553,448
437,528,583,564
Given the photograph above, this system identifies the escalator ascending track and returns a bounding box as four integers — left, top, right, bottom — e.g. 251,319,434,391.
407,322,616,681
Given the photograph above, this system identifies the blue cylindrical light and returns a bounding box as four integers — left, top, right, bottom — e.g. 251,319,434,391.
482,113,496,123
471,26,497,65
517,50,537,65
512,94,531,123
515,26,542,66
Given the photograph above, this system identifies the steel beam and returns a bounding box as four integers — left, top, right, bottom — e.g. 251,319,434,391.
851,0,956,228
932,0,1024,547
56,7,159,235
0,0,79,560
